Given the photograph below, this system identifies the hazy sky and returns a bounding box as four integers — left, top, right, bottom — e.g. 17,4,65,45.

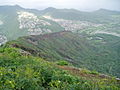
0,0,120,11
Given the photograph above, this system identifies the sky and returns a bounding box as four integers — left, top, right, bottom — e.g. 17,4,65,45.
0,0,120,11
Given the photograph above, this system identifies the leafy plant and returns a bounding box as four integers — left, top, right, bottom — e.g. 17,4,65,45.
56,60,69,66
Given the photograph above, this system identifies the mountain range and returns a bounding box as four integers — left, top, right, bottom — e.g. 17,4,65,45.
0,5,120,41
0,5,120,89
0,4,120,76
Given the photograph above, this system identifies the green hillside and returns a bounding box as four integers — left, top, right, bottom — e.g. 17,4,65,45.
0,46,120,89
0,5,27,40
6,31,120,78
0,5,120,89
0,5,63,41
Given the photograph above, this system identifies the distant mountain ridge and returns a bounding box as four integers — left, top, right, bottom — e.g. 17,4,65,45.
0,5,119,38
0,5,119,46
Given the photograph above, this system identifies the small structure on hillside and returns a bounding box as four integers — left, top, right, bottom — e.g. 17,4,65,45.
0,35,7,46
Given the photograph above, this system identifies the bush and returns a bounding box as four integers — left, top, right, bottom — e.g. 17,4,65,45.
89,70,99,75
56,60,69,66
81,69,91,74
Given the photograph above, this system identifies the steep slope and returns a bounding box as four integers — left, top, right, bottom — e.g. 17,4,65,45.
0,47,120,89
0,5,63,44
0,5,120,78
7,31,120,78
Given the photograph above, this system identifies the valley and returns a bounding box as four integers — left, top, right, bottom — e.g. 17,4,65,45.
0,5,120,89
0,5,120,45
43,15,102,32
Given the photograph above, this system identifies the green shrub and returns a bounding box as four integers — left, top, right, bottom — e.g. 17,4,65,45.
56,60,69,66
89,70,99,75
81,69,91,74
0,47,4,53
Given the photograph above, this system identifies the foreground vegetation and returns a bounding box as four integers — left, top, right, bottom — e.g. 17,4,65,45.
0,47,120,90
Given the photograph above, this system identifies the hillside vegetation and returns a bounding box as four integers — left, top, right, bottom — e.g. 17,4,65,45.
6,31,120,78
0,5,120,89
0,47,120,90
